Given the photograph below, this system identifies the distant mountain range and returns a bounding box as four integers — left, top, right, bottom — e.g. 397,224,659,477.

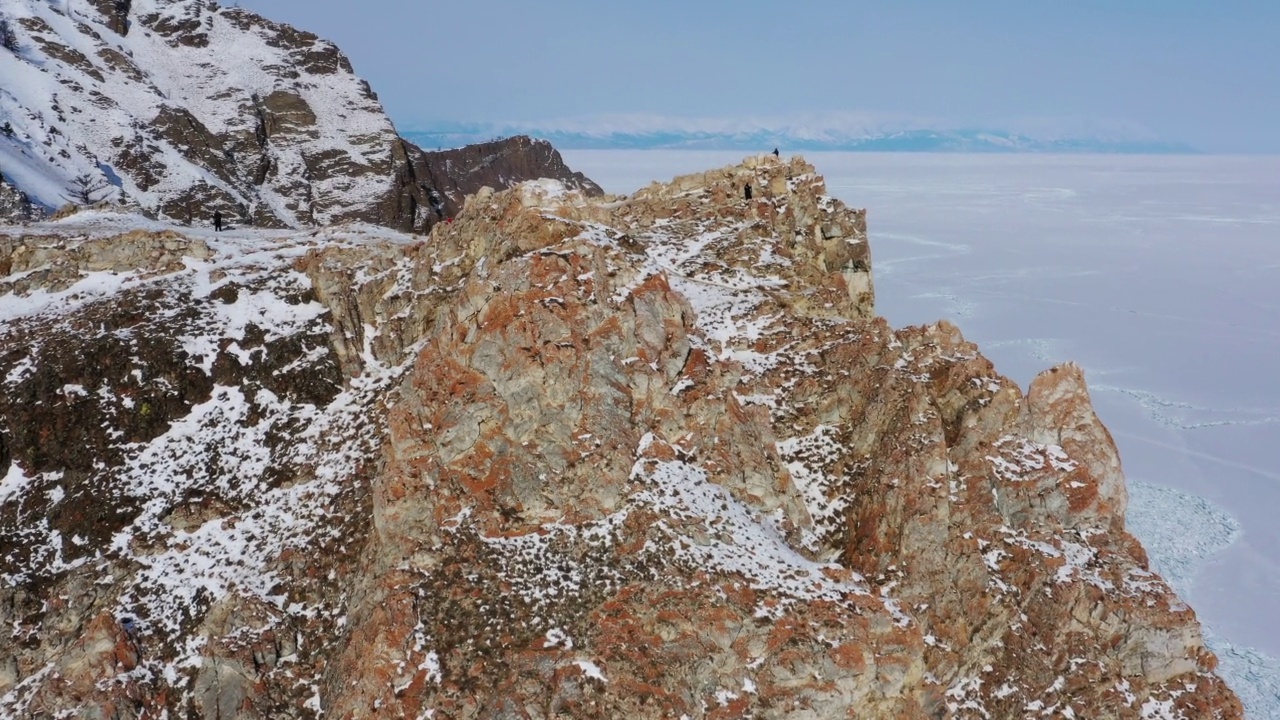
404,117,1195,154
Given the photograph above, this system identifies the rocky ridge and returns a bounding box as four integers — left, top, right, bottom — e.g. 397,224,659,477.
0,176,45,224
0,0,599,230
0,156,1241,718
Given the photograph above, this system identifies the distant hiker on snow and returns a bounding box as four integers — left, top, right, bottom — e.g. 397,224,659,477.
744,183,753,201
213,210,223,232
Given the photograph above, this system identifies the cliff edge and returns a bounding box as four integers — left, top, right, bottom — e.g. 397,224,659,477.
0,155,1240,718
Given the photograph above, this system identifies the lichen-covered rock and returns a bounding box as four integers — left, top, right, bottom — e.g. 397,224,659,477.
0,156,1241,718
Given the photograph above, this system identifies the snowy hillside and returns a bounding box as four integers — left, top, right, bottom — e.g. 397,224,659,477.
0,0,403,227
0,156,1242,718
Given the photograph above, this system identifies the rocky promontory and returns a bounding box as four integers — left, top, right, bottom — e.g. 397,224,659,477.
0,155,1241,718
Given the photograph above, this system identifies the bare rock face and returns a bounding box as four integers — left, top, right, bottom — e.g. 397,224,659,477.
0,173,46,224
0,157,1241,718
381,135,605,235
84,0,133,36
0,0,597,231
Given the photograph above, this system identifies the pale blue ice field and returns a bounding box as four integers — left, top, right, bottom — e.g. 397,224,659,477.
564,150,1280,717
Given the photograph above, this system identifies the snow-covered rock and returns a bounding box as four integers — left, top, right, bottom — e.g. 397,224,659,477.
0,156,1241,718
0,0,600,231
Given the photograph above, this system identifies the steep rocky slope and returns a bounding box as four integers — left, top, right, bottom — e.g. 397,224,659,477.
0,156,1241,718
0,0,599,230
384,135,603,236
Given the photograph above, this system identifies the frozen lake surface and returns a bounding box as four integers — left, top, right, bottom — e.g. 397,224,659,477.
565,150,1280,717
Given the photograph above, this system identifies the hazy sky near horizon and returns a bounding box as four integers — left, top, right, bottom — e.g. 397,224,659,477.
235,0,1278,152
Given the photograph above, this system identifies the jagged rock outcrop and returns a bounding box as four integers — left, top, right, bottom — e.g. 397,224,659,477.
379,135,604,235
0,173,45,223
0,0,597,230
0,156,1241,718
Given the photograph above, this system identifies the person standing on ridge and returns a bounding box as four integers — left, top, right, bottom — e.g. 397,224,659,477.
744,183,753,200
772,148,780,157
213,210,223,232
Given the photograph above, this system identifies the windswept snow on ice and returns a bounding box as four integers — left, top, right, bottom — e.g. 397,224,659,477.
1126,482,1241,598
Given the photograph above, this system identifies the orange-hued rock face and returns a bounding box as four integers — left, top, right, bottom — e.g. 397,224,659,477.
0,156,1241,718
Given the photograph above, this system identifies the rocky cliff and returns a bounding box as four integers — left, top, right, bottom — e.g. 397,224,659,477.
0,175,45,224
383,135,603,236
0,0,599,230
0,156,1241,718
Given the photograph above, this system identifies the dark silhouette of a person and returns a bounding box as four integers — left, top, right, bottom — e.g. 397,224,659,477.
744,183,753,201
428,189,445,219
213,210,223,232
772,148,779,157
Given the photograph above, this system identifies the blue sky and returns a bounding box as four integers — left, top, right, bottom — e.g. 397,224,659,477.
236,1,1279,152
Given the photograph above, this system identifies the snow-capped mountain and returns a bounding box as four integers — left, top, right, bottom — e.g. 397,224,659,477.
406,115,1194,153
0,0,600,229
0,0,406,227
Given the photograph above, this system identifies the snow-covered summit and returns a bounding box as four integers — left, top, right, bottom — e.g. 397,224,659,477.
0,0,405,227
